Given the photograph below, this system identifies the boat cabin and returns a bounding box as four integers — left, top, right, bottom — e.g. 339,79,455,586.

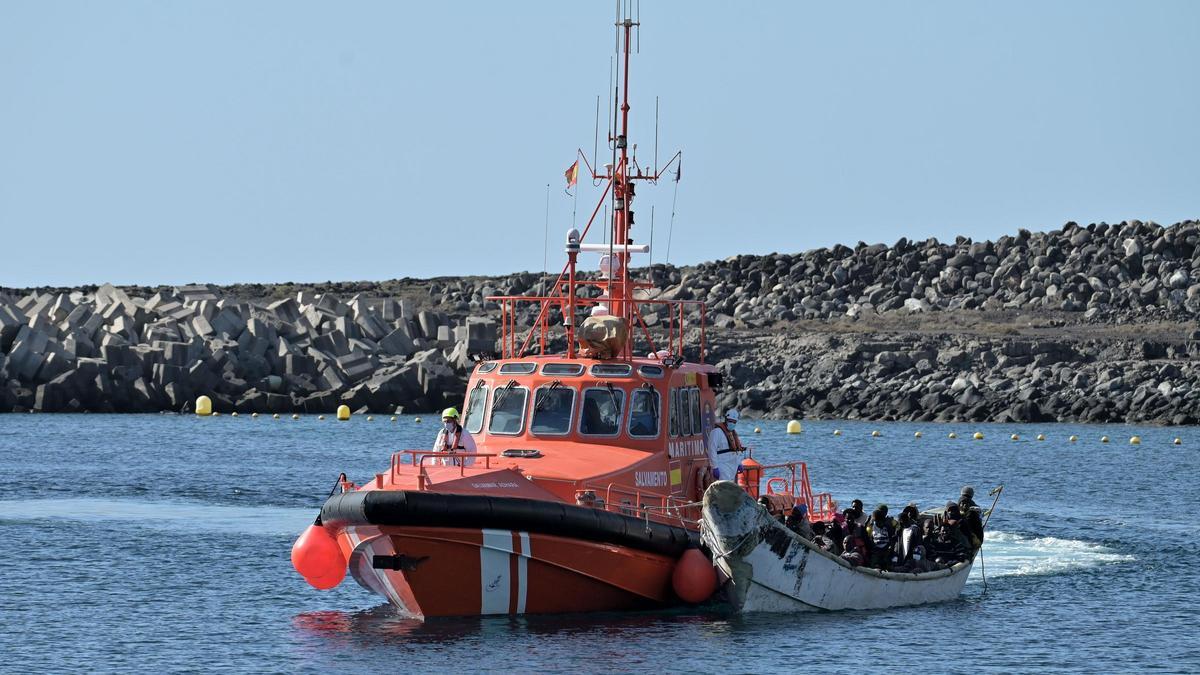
458,355,721,509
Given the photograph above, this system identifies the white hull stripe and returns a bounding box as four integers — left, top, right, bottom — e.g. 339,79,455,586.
479,529,532,615
480,529,512,614
517,532,530,614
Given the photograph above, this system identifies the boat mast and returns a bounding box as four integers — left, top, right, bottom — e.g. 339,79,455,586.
611,11,637,357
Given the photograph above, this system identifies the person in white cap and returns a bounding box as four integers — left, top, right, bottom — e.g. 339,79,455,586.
706,409,746,481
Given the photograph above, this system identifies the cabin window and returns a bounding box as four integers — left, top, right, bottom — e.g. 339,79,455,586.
499,362,536,375
590,363,633,377
628,388,661,438
689,388,702,436
579,387,625,436
669,389,681,437
542,363,584,376
531,385,575,436
476,362,497,374
638,365,664,378
679,389,693,436
488,386,528,435
463,384,488,434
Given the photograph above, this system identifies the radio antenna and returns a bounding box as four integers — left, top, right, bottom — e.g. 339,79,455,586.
592,95,600,184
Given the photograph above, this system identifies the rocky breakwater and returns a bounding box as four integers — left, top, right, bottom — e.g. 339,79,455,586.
0,283,496,414
5,219,1200,423
681,219,1200,424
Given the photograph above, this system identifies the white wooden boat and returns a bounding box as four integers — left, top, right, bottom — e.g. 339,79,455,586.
700,481,975,612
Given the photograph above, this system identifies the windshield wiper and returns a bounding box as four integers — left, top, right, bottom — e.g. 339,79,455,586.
641,383,659,426
535,381,563,411
604,382,620,411
490,380,519,424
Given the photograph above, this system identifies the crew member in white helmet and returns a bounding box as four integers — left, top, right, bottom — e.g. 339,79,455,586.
706,409,746,481
433,407,477,467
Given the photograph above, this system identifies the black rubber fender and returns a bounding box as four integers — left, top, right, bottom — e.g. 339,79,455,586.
321,489,699,558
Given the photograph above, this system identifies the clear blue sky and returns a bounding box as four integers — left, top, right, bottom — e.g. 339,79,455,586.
2,1,1197,287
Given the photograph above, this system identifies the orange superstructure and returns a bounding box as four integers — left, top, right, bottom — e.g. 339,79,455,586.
290,11,834,619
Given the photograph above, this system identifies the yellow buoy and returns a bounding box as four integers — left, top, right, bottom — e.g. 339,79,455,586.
1069,434,1078,442
1036,434,1045,441
195,395,213,417
753,427,761,434
1129,436,1141,445
948,432,958,439
973,432,984,440
390,416,397,422
1174,437,1182,445
1011,434,1019,441
914,431,922,438
336,405,351,421
786,420,802,434
318,415,325,421
273,413,280,419
870,430,881,438
833,429,842,436
1100,435,1109,443
367,416,374,422
231,411,239,418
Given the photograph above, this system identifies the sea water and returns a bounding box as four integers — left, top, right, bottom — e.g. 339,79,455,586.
1,415,1196,673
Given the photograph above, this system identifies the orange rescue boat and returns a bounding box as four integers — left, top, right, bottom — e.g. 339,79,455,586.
291,11,835,619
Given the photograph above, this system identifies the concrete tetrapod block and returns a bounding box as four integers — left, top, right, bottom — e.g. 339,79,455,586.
175,284,220,303
378,327,416,357
0,304,22,349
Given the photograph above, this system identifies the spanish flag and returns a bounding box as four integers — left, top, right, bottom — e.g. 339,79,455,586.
564,160,579,189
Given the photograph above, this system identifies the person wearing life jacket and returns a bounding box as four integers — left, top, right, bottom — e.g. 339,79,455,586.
894,503,924,568
433,407,477,467
865,504,898,570
706,409,746,482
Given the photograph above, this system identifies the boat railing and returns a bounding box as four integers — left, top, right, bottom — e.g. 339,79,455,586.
388,450,499,490
487,291,707,363
759,461,839,521
589,481,697,525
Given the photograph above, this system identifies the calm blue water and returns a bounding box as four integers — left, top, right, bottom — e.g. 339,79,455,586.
1,414,1196,673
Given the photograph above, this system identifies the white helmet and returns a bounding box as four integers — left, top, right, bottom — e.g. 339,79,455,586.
724,409,740,424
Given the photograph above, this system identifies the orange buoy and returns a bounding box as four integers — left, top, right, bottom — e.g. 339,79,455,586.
671,548,717,603
737,457,763,498
291,522,347,590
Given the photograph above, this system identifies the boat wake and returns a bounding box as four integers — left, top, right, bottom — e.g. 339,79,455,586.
968,530,1134,581
0,497,313,536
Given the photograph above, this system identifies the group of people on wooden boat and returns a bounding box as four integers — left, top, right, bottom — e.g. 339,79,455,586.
761,486,985,573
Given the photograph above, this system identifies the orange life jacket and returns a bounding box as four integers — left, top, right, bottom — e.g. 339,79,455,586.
715,422,744,454
440,424,465,452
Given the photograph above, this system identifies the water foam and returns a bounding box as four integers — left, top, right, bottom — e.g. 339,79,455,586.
0,497,313,536
969,530,1135,581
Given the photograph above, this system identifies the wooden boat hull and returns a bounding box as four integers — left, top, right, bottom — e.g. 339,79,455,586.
701,481,973,613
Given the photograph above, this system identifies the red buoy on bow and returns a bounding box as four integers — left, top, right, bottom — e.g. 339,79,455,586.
671,548,718,603
291,523,347,590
